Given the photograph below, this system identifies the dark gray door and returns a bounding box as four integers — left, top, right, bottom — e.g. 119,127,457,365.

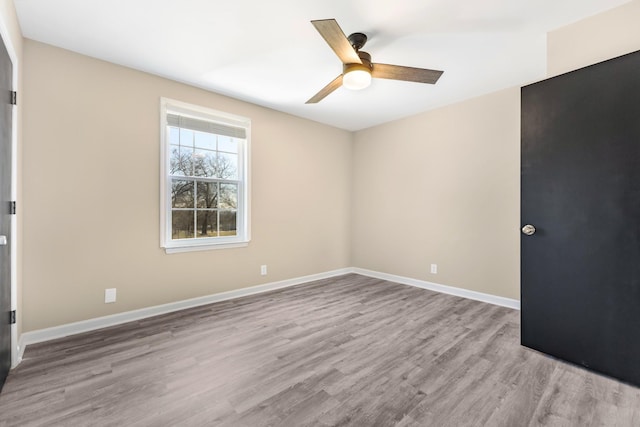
0,32,12,391
521,50,640,386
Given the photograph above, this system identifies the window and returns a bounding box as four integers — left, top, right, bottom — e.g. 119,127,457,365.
160,98,250,253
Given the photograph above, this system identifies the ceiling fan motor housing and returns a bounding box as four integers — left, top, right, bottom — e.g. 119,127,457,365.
344,51,372,74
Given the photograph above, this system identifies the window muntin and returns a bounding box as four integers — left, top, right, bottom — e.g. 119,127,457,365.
160,99,250,252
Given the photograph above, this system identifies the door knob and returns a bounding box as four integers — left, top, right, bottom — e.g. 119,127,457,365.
521,225,536,236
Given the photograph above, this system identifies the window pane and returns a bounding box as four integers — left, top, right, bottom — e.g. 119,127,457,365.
196,211,218,238
218,136,238,153
169,127,180,145
220,211,237,236
170,146,193,176
171,179,194,208
193,150,217,177
172,210,194,239
197,181,218,209
180,128,194,147
194,131,216,151
217,153,238,179
163,101,249,249
219,183,237,209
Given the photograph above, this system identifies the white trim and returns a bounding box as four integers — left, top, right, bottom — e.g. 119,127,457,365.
19,268,352,348
159,99,169,248
352,267,520,310
165,241,248,254
0,7,20,369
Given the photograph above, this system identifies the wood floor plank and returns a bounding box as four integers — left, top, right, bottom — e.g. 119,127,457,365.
1,273,639,426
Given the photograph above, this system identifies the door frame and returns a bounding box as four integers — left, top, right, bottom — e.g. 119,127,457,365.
0,12,19,368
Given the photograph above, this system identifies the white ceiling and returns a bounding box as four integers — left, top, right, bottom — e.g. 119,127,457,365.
15,0,629,131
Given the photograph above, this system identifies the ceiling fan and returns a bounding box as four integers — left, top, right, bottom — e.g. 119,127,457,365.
306,19,444,104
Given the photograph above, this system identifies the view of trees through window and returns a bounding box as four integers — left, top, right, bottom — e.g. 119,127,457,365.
169,127,239,239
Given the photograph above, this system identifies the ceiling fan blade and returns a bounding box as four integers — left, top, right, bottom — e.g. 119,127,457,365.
306,75,343,104
372,63,443,84
311,19,362,65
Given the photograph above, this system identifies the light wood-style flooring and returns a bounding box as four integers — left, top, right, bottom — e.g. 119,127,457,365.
1,274,639,426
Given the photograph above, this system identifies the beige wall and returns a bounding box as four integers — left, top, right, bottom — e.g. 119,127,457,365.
351,89,521,299
548,1,640,77
22,40,352,331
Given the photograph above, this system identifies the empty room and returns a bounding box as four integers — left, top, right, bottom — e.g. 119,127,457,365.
0,0,639,425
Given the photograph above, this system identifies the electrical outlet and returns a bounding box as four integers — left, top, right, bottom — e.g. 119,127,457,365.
430,264,438,274
105,288,117,303
260,265,268,276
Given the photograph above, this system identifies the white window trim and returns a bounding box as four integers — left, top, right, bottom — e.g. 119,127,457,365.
160,97,251,253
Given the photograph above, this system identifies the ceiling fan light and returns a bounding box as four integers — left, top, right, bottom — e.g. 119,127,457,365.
343,65,372,90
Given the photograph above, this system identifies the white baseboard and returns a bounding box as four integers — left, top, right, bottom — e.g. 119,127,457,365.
17,267,519,365
352,267,520,310
19,268,352,350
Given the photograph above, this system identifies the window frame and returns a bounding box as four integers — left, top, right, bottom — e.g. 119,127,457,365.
160,97,251,253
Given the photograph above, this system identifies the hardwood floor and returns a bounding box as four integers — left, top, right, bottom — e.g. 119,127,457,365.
1,274,639,426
